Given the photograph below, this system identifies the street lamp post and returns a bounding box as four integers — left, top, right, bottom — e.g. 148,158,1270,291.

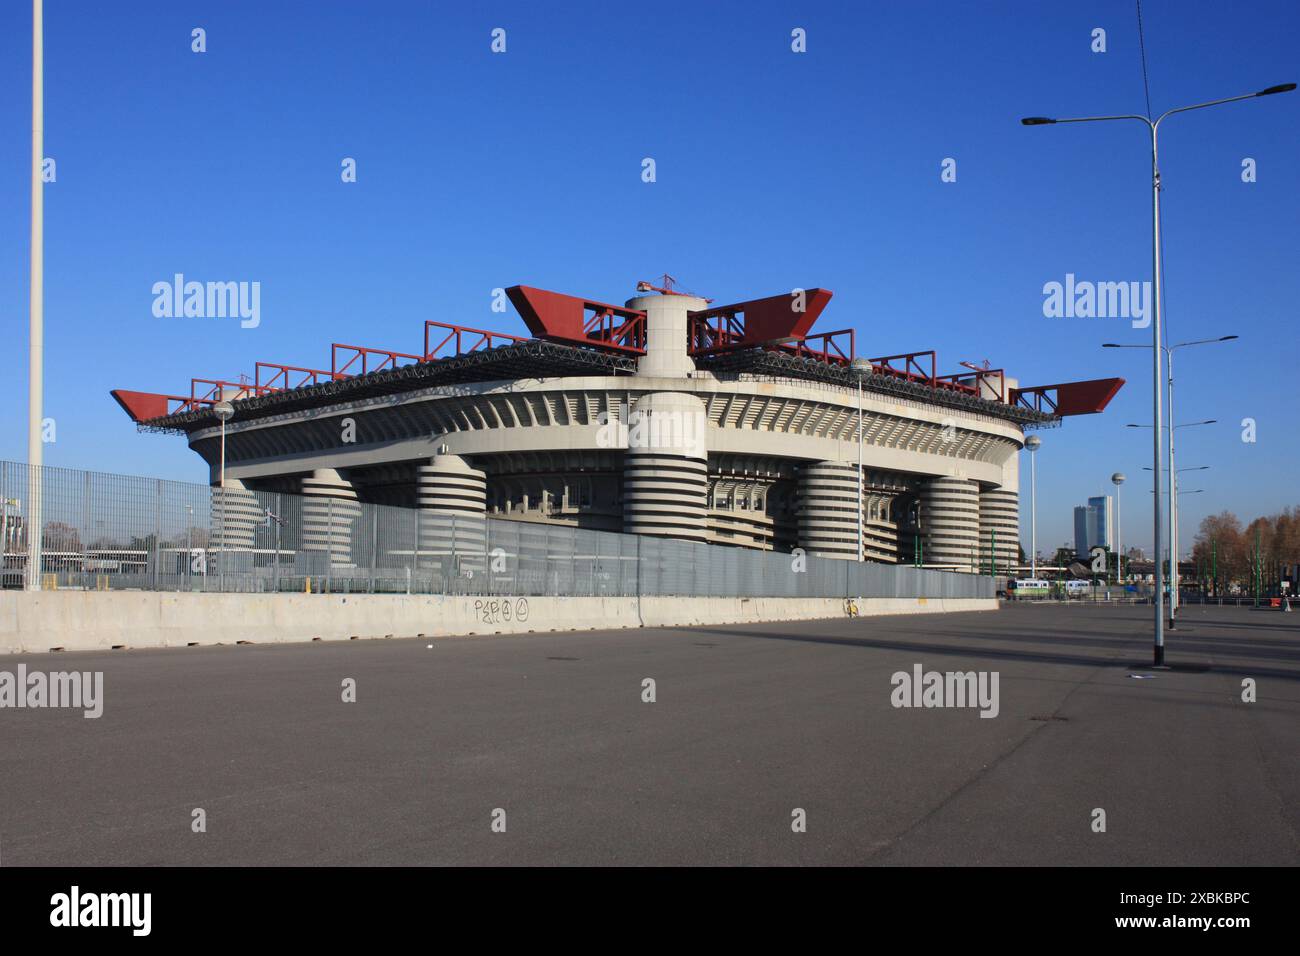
1107,336,1236,626
1129,419,1216,626
850,358,872,563
1025,435,1041,578
213,400,234,591
1024,81,1293,666
1144,462,1210,618
1111,472,1125,586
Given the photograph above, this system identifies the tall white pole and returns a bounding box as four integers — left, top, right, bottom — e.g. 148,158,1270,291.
1029,450,1037,578
1166,348,1179,626
1115,482,1122,584
856,375,863,562
1022,86,1296,661
219,419,227,591
1150,125,1166,666
27,0,44,591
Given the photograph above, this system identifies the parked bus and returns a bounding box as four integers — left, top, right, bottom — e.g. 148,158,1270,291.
1006,578,1051,600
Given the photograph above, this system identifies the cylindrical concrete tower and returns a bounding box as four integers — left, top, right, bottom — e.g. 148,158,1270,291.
979,487,1020,575
627,292,707,378
622,391,709,541
919,477,980,569
417,452,487,572
798,461,861,560
301,468,362,567
209,477,261,555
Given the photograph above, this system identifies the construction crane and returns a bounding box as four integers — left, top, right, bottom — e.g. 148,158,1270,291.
636,274,712,303
959,359,993,373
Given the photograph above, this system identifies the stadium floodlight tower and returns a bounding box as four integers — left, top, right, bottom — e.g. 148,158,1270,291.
1021,80,1295,666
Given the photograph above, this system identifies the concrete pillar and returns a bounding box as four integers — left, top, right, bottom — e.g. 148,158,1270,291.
209,477,261,557
919,477,980,570
797,461,861,560
301,468,362,568
627,293,707,378
622,392,708,541
979,487,1020,575
416,452,487,574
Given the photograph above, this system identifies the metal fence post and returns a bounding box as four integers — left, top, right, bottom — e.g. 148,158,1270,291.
369,505,378,593
412,506,420,594
82,469,91,592
273,492,282,593
153,478,162,591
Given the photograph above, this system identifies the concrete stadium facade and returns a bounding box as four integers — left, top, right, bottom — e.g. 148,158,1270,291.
114,283,1122,572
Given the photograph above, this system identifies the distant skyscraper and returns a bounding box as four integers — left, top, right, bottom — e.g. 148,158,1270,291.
1087,495,1113,551
1073,496,1114,557
1074,505,1089,558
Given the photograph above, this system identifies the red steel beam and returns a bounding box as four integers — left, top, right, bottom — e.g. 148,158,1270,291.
506,286,646,354
190,378,265,404
687,289,833,355
1010,377,1125,416
687,310,746,353
331,343,423,377
869,351,937,387
424,321,528,360
935,368,1006,401
777,328,855,365
255,362,339,392
111,389,200,421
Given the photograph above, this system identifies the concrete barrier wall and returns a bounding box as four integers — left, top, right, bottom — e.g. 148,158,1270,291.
0,591,996,654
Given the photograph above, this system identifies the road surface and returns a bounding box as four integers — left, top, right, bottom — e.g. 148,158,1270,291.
1,604,1296,865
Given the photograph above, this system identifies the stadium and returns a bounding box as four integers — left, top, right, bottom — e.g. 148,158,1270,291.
112,280,1124,572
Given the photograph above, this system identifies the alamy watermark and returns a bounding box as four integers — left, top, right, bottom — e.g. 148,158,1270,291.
152,274,260,328
0,665,103,718
596,406,707,458
50,886,150,936
1042,273,1151,328
890,663,999,718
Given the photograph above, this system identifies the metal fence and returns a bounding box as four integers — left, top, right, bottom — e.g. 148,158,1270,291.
0,460,992,600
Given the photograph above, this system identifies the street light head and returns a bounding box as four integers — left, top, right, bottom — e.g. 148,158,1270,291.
1219,335,1239,342
1025,436,1041,451
1021,117,1057,126
1112,472,1125,485
849,358,873,377
212,401,235,422
1101,343,1121,348
1256,83,1297,96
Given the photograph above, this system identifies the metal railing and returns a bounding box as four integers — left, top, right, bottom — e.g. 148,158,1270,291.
0,460,992,600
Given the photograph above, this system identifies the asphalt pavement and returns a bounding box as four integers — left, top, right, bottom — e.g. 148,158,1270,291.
1,603,1296,865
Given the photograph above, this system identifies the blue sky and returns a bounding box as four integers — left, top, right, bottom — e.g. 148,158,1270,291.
1,0,1296,555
